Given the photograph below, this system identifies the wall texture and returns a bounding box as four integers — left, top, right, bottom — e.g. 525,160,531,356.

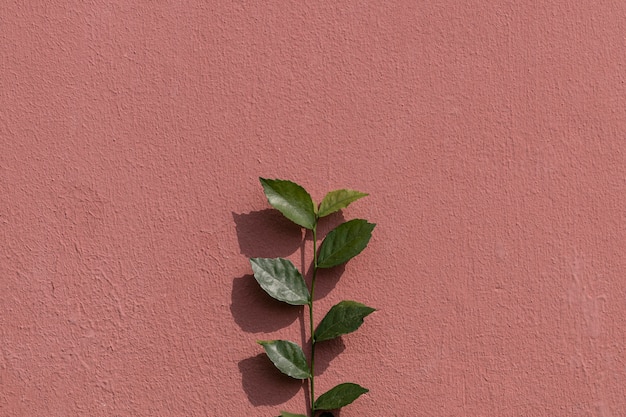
2,1,626,416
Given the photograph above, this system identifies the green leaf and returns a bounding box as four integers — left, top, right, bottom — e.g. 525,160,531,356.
318,189,368,218
315,301,375,342
317,219,375,268
313,383,369,410
258,340,311,379
260,178,316,230
250,258,310,305
278,412,306,417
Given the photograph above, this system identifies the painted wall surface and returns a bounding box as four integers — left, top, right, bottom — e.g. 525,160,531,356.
2,1,626,416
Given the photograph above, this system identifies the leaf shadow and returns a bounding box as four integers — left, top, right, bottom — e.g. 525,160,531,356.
311,264,345,301
305,211,346,240
233,210,303,258
238,354,304,406
231,275,302,333
313,337,346,375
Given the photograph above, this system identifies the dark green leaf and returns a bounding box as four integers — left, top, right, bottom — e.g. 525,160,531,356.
315,301,375,342
260,178,316,229
317,219,375,268
250,258,310,305
258,340,311,379
318,189,368,218
313,383,369,410
278,412,307,417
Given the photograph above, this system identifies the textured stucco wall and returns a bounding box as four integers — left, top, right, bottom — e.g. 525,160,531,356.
2,1,626,416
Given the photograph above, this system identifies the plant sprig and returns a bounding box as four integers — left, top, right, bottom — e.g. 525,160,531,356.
248,178,375,417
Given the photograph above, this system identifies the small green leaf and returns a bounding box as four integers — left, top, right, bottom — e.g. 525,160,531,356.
318,189,368,218
313,383,369,410
315,301,375,342
317,219,375,268
278,412,306,417
250,258,310,305
258,340,311,379
260,178,316,229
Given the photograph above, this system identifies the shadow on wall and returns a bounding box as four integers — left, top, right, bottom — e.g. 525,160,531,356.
231,274,301,333
231,209,347,307
238,338,345,408
238,354,305,406
232,209,303,258
231,209,349,410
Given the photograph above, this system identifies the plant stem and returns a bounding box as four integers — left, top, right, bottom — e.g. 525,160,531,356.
309,224,319,416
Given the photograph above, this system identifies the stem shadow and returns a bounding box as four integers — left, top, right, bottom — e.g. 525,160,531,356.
304,211,347,300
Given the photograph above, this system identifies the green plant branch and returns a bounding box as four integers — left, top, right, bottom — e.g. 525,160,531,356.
309,222,318,416
251,178,375,417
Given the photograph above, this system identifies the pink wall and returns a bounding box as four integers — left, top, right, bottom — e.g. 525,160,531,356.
2,1,626,416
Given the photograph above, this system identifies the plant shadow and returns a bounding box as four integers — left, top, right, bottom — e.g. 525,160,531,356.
312,337,346,374
231,274,301,333
232,207,354,413
233,210,303,258
238,354,304,406
308,211,346,239
310,264,345,301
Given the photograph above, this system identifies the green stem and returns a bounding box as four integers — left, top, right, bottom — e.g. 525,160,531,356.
309,224,319,416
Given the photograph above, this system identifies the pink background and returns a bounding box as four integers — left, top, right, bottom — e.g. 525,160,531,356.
2,1,626,416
